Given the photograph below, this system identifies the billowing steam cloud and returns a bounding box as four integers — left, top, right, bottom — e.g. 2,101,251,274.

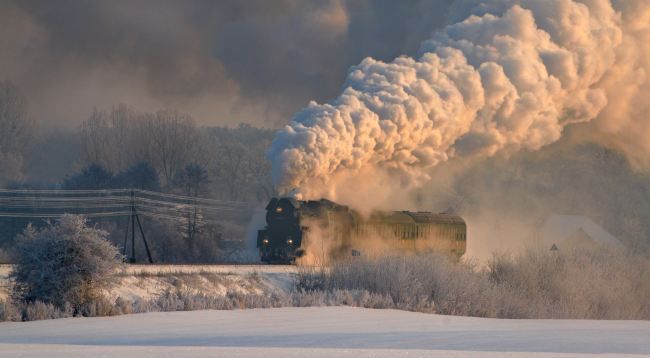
0,0,456,128
269,0,646,208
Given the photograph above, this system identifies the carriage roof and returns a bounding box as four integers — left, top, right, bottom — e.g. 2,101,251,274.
368,211,465,225
275,197,465,225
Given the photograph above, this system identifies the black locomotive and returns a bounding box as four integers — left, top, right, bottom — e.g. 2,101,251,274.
256,197,467,264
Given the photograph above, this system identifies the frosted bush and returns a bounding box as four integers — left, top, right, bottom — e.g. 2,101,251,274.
299,254,494,315
11,215,122,315
0,299,21,322
22,301,71,321
488,247,650,319
296,249,650,319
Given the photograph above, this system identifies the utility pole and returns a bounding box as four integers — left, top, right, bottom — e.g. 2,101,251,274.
123,190,154,264
130,191,136,263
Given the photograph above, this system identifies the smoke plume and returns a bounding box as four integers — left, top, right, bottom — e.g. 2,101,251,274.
0,0,455,128
269,0,648,210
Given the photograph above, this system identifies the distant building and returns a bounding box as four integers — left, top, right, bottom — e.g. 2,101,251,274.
536,214,621,250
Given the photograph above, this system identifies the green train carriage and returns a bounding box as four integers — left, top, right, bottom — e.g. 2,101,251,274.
354,211,466,257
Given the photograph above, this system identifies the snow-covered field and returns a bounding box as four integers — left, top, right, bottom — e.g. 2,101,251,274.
1,306,648,357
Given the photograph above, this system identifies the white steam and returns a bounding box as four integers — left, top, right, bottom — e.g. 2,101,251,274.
269,0,647,208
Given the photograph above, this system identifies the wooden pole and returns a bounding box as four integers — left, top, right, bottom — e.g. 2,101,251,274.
130,190,136,263
135,213,153,263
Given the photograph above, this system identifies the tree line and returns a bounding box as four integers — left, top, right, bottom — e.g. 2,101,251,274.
78,104,275,202
0,81,275,203
0,81,275,263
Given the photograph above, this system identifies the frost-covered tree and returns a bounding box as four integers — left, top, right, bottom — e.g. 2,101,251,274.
10,215,122,313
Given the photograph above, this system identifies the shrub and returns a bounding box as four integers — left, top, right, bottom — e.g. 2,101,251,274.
488,247,650,319
0,248,11,264
113,296,133,315
10,215,122,314
22,301,71,321
296,249,650,319
298,254,494,315
62,164,114,190
0,299,21,321
113,162,160,191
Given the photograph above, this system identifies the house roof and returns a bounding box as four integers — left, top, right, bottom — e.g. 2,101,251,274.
539,214,620,246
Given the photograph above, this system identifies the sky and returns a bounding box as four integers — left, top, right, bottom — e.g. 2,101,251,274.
0,0,455,128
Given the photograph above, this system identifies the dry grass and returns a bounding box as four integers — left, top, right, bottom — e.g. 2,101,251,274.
3,246,648,321
297,247,650,319
297,254,493,315
488,247,650,319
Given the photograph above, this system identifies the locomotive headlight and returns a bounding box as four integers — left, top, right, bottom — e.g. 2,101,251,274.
275,207,283,213
286,239,293,245
263,239,269,245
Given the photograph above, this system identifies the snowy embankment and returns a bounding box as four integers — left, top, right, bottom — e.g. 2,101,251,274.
0,306,648,357
0,265,9,300
111,264,296,302
0,264,297,302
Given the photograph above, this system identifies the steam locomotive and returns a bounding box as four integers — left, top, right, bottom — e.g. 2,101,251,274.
256,197,466,264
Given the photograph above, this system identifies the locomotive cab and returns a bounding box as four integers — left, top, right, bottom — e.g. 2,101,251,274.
257,198,304,263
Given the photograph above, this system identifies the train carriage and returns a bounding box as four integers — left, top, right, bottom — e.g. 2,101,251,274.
358,211,466,256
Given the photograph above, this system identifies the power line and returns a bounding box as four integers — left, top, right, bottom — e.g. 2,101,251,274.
0,188,251,206
0,211,132,218
0,188,255,223
0,188,262,264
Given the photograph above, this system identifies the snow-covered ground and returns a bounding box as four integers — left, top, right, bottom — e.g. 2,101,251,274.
0,264,10,300
1,306,648,357
120,264,296,275
110,264,297,301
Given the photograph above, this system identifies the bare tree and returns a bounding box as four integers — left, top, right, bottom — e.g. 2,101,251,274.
209,125,275,202
80,106,203,187
0,81,32,185
146,110,198,184
81,107,108,167
77,107,276,203
81,105,139,172
108,104,134,172
173,163,210,197
216,142,246,200
172,164,211,247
